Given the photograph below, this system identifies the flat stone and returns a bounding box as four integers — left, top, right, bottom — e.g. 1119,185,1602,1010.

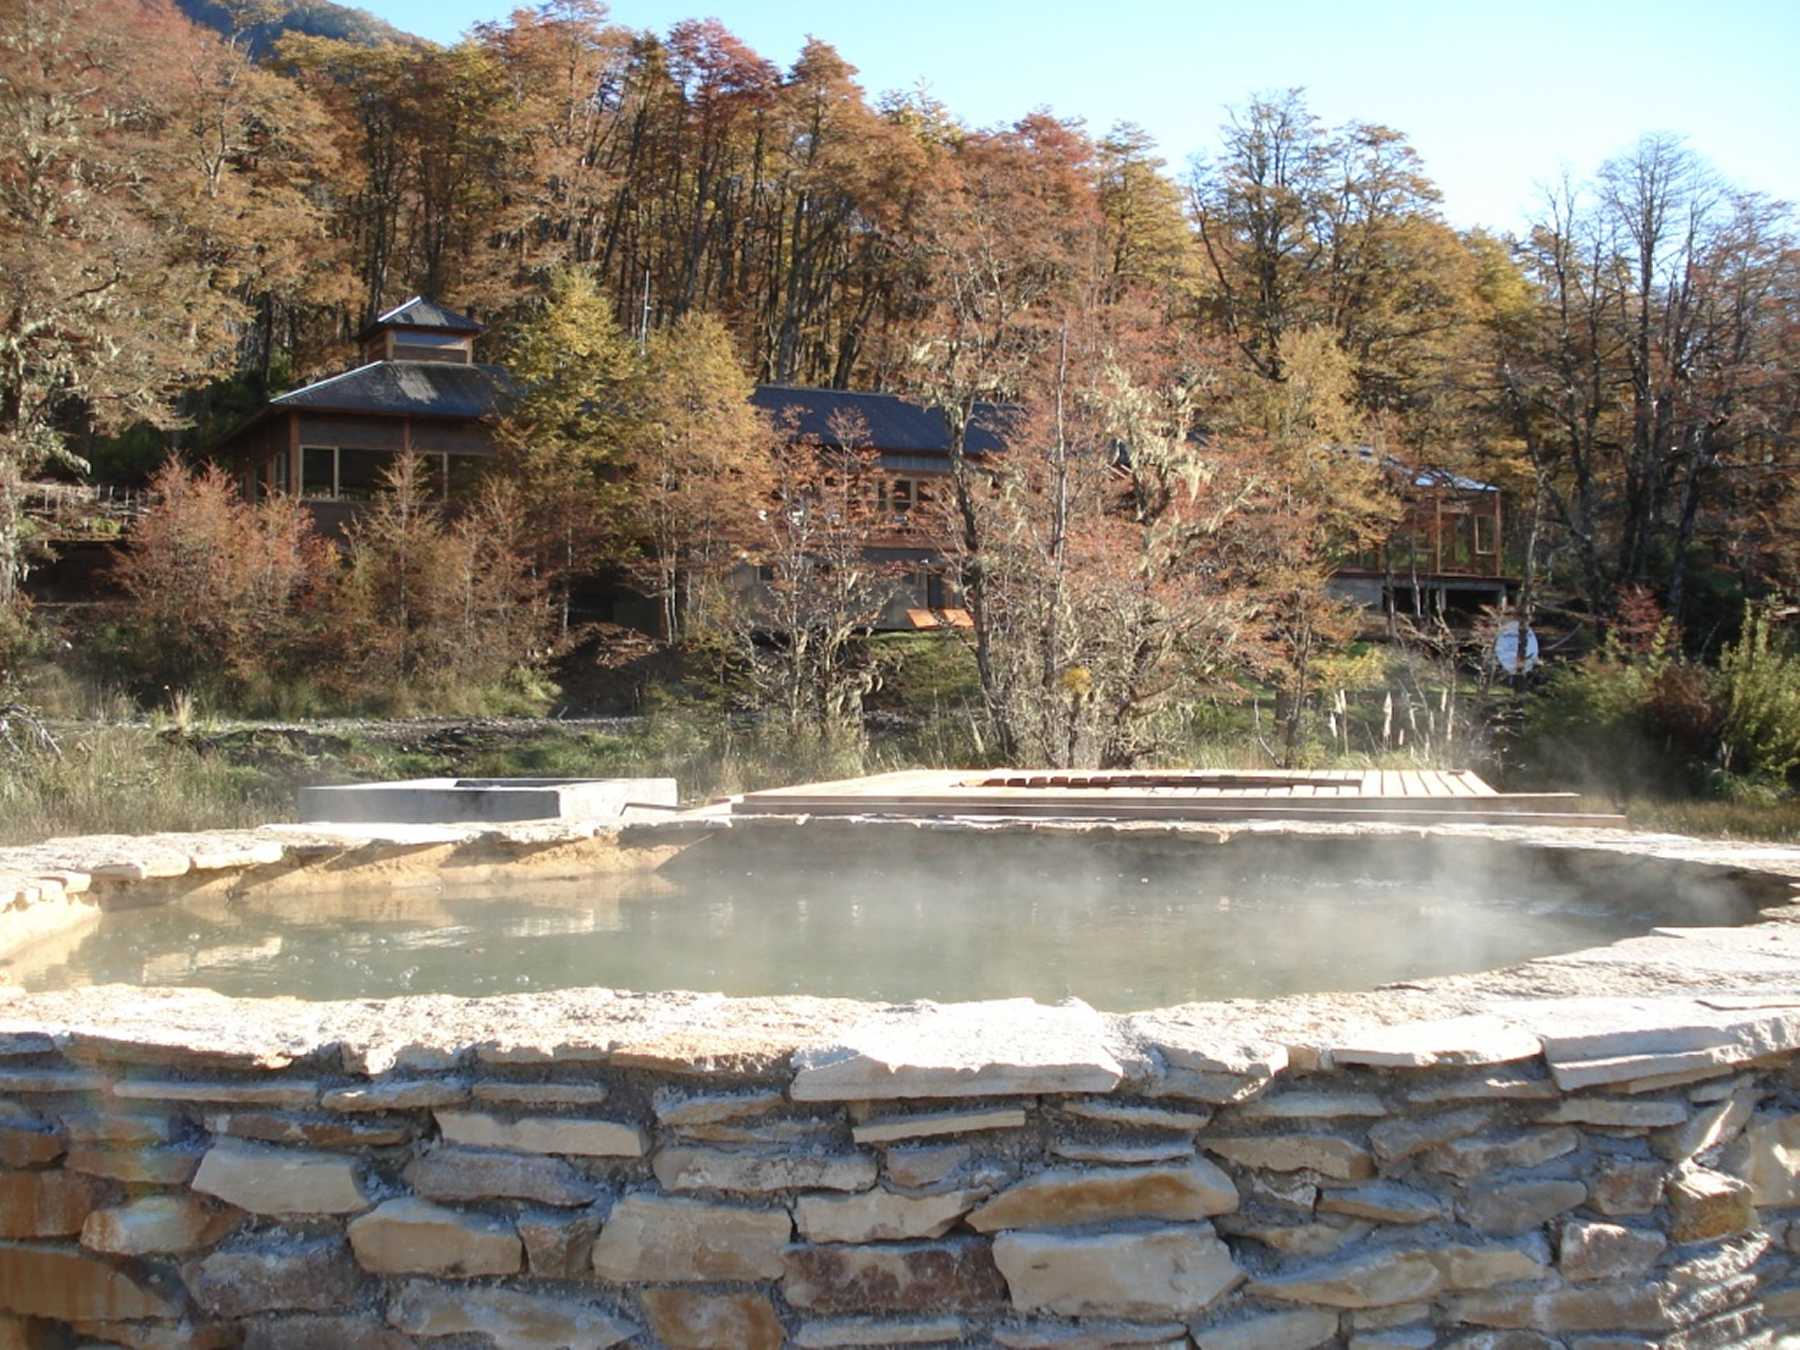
885,1145,971,1190
795,1316,969,1346
642,1289,783,1350
434,1110,646,1158
184,1235,362,1317
654,1144,877,1194
1688,1073,1758,1102
853,1107,1027,1144
1252,1240,1548,1309
320,1079,467,1111
1352,1303,1432,1332
1538,1098,1688,1127
783,1237,1010,1312
797,1188,984,1242
1220,1219,1370,1257
0,1117,62,1169
1203,1134,1374,1181
1589,1158,1667,1215
113,1079,319,1108
347,1197,521,1276
1050,1139,1194,1164
1522,997,1800,1090
191,1139,366,1215
203,1109,413,1148
1550,1050,1732,1092
0,1169,105,1237
388,1280,635,1348
1249,1248,1445,1308
60,1111,177,1144
0,1241,177,1320
1420,1127,1579,1179
1443,1283,1676,1333
1666,1166,1754,1243
1405,1071,1558,1104
968,1161,1237,1231
1058,1099,1211,1131
403,1146,598,1207
590,1193,790,1281
1128,1013,1289,1085
653,1086,783,1126
0,1069,106,1094
1368,1107,1496,1164
1348,1333,1434,1350
993,1321,1188,1349
992,1226,1242,1318
1459,1179,1588,1235
241,1314,415,1350
792,999,1123,1101
1329,1015,1541,1068
1192,1309,1340,1350
80,1195,239,1254
1650,1093,1753,1162
63,1145,197,1185
1444,1336,1564,1350
1558,1219,1666,1282
513,1209,597,1279
1434,1240,1553,1290
471,1080,613,1108
675,1116,841,1145
1235,1091,1386,1119
1729,1110,1800,1204
1316,1182,1443,1224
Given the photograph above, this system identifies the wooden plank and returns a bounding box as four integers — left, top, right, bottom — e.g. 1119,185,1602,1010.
1459,770,1499,796
1401,770,1431,798
1359,770,1381,798
731,798,1625,827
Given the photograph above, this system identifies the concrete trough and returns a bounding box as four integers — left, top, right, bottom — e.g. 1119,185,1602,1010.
297,776,678,824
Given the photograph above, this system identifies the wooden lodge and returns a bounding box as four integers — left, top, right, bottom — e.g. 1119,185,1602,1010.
216,296,1512,630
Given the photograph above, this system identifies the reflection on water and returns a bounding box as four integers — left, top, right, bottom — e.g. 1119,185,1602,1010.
3,847,1760,1010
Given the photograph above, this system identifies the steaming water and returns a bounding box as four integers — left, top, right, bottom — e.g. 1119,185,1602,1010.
6,844,1763,1008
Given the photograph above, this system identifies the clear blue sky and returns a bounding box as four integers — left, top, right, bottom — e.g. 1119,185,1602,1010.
358,0,1799,231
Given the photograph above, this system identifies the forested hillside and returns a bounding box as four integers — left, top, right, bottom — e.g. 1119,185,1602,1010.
3,0,1799,802
174,0,416,53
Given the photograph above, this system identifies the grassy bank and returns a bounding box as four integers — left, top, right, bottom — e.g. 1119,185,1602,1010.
2,711,1796,846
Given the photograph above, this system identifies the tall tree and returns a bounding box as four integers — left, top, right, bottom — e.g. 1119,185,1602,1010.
621,311,770,640
0,0,264,610
494,265,638,634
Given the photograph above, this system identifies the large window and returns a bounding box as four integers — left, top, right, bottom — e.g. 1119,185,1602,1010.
301,446,336,498
337,448,390,501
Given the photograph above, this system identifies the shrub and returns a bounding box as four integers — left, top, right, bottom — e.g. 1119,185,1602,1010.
111,460,328,699
327,455,550,709
1716,603,1800,787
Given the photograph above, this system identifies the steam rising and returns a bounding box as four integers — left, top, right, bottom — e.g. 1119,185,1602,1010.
9,835,1776,1009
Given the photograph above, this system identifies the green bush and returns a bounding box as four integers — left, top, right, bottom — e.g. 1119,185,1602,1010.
1523,602,1800,800
1521,621,1705,795
1716,604,1800,788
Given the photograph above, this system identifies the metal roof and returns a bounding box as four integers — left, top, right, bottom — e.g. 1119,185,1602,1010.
368,296,485,334
271,361,509,418
752,386,1008,456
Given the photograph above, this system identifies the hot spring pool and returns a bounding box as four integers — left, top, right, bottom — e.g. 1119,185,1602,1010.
6,834,1770,1009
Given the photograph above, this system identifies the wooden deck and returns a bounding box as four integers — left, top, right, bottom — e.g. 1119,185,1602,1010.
731,769,1624,827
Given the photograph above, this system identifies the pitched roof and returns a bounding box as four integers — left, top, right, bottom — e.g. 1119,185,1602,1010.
367,296,485,335
751,385,1009,456
271,361,509,419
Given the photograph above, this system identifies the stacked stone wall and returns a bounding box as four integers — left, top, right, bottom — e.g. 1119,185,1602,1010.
0,1009,1797,1347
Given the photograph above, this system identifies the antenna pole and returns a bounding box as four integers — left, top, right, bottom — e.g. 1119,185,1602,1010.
638,268,651,352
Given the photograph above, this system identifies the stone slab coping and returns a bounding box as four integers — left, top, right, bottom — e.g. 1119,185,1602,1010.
0,818,1795,1089
297,776,679,825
